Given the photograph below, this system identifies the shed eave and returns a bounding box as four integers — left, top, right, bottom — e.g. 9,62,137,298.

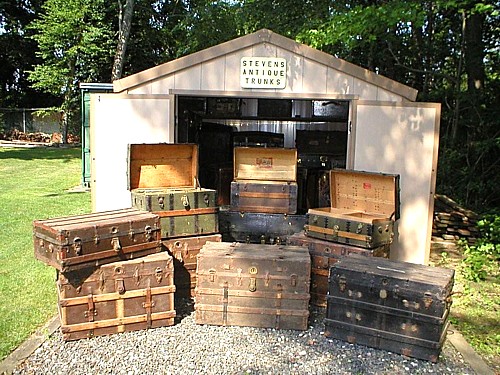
113,28,418,102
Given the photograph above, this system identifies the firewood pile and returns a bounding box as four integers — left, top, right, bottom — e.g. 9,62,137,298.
0,129,80,144
432,194,479,246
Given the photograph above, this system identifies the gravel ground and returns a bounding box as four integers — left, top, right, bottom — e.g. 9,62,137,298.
13,299,476,375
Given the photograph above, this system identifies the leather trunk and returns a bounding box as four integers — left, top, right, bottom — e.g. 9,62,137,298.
305,169,400,249
57,252,176,341
219,209,306,245
33,208,162,272
195,242,310,330
162,234,222,298
128,143,218,239
324,255,454,362
286,232,389,307
230,180,298,214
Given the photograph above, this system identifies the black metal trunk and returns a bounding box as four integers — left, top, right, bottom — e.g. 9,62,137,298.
324,255,454,362
219,209,305,245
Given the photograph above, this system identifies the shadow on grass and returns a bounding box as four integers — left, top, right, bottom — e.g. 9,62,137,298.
0,146,81,161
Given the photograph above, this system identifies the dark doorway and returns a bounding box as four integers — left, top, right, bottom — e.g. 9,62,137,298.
176,96,349,213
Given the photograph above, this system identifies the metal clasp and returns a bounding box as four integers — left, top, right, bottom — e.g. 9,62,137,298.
155,267,163,284
158,196,165,209
181,195,190,208
73,237,82,255
115,279,125,294
208,268,216,282
423,291,433,309
338,276,347,292
144,225,153,241
203,194,210,206
249,266,258,292
111,237,121,253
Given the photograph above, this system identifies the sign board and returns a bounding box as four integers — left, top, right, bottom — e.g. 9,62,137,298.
240,57,286,89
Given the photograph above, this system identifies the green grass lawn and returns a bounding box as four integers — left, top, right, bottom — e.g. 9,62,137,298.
0,146,91,360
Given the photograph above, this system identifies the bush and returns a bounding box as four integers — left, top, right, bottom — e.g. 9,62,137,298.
460,214,500,282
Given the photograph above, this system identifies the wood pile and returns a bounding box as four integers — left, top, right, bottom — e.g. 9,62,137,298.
432,194,479,246
0,129,80,144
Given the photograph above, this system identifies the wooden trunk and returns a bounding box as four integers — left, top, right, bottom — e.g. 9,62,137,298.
33,208,162,272
233,147,297,182
128,143,218,239
162,234,222,298
230,180,298,214
306,169,400,249
286,232,389,307
57,252,176,341
219,210,305,245
195,242,310,330
324,255,454,362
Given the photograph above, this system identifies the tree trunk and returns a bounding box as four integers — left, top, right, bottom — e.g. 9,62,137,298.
464,11,485,93
112,0,135,81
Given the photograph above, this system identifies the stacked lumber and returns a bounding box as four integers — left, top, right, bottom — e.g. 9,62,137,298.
432,194,479,246
0,129,80,144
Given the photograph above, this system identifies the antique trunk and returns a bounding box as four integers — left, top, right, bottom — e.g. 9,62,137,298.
287,232,389,307
305,169,400,249
34,208,162,272
128,143,218,239
232,131,284,148
230,180,298,214
325,255,454,362
233,147,297,182
57,252,176,341
295,130,347,156
195,242,310,330
219,209,306,245
162,234,222,298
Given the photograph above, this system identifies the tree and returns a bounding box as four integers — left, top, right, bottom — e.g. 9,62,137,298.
0,0,54,108
28,0,114,140
112,0,135,81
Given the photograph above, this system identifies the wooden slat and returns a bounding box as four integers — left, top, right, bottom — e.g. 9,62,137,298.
305,224,369,241
156,207,218,217
196,288,310,300
59,285,176,307
60,311,176,333
195,304,309,316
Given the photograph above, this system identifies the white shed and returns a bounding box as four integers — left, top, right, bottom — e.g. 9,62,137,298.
90,29,440,265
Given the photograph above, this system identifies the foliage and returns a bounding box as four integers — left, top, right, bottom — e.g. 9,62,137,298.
0,147,91,361
0,0,59,108
27,0,115,136
460,214,500,282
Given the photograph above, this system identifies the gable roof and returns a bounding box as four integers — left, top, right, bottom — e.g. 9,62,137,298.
113,29,418,101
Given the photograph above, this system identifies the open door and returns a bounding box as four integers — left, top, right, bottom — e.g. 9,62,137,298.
90,94,173,212
352,100,441,265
